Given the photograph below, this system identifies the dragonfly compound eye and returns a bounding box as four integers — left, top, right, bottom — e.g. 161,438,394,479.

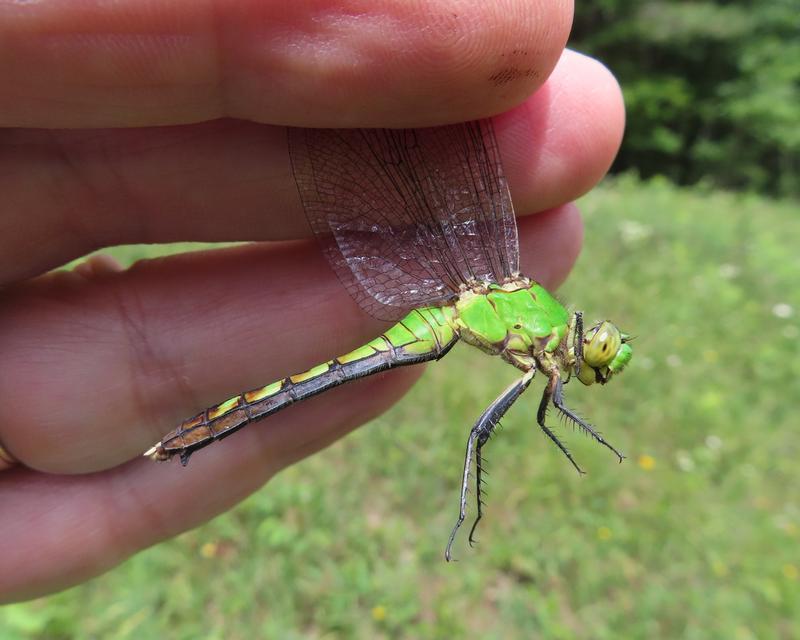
583,321,622,368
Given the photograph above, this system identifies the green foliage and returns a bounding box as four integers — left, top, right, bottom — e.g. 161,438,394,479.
2,179,799,637
572,1,800,197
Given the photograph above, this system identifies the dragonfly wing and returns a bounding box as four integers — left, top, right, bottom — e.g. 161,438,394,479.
288,120,519,321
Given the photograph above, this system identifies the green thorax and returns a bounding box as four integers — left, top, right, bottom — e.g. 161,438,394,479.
448,278,569,369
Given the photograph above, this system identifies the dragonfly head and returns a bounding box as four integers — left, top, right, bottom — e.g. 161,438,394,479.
575,320,633,386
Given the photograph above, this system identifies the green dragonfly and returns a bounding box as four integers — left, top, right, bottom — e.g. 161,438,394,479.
146,120,633,559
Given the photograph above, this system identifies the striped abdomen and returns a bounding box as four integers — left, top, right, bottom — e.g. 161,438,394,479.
147,307,458,464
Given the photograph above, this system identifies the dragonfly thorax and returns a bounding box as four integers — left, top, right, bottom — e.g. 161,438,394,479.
452,277,571,371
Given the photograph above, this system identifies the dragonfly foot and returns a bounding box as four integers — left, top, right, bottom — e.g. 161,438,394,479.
445,534,460,562
467,515,482,547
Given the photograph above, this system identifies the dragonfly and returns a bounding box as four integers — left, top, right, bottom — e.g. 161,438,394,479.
146,120,633,559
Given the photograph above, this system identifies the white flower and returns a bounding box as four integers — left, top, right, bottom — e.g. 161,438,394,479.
619,220,652,244
718,263,740,279
676,451,695,472
772,303,793,319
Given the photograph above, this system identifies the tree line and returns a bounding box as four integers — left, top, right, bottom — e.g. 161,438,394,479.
571,0,799,197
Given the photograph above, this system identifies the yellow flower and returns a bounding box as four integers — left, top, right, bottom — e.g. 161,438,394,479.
782,564,798,580
597,526,612,541
711,559,729,577
734,626,756,640
371,605,387,622
200,542,218,559
638,454,656,471
699,390,723,410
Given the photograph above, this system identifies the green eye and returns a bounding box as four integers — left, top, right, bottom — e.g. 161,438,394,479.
583,321,622,368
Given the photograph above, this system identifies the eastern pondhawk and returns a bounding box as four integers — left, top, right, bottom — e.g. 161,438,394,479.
146,120,633,559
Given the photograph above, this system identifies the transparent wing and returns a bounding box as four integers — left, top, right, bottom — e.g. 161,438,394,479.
288,120,519,321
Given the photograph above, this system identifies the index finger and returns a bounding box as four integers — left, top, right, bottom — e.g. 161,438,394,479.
0,0,572,128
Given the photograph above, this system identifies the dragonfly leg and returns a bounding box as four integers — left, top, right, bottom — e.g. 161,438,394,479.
537,374,586,475
572,311,584,376
445,426,479,562
445,370,534,562
467,440,487,547
552,377,625,463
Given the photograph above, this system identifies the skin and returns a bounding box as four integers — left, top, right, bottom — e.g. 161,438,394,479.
0,0,625,602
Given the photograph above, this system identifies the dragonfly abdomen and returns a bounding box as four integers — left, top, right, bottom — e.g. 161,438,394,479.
147,306,459,464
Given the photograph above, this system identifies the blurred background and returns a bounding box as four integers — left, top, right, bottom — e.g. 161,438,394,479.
2,1,798,638
573,0,799,198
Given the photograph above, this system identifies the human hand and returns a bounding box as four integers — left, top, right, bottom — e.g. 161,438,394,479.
0,0,624,602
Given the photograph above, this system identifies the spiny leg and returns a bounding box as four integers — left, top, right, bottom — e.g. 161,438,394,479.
552,377,625,463
537,373,585,475
573,311,584,377
445,370,534,562
446,427,480,562
468,433,488,547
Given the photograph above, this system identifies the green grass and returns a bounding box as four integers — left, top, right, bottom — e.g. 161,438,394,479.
2,177,799,639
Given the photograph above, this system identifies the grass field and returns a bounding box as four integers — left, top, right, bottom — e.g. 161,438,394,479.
2,176,799,639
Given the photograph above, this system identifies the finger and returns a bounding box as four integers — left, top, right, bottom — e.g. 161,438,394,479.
0,0,571,128
0,205,581,473
1,50,620,283
496,50,624,217
0,205,581,603
0,368,420,603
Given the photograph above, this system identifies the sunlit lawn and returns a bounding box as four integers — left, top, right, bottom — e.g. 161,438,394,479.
2,177,798,639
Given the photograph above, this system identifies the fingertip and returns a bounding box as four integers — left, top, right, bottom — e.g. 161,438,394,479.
517,202,583,290
498,48,625,212
71,253,124,279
